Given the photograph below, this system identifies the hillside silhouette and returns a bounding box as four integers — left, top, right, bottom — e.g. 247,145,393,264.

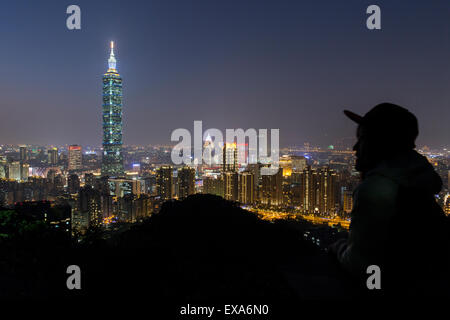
1,194,359,304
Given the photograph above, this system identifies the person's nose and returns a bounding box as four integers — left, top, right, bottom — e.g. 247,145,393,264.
353,141,359,152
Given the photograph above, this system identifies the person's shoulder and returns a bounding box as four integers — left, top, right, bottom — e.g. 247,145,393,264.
356,172,398,205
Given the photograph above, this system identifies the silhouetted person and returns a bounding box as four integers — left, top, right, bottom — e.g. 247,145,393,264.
330,103,449,297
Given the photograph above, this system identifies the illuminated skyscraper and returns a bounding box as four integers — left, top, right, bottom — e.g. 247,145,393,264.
279,155,292,177
178,167,196,199
238,171,255,205
156,166,173,201
19,146,28,163
20,163,29,182
222,143,238,172
47,148,58,166
223,171,238,201
299,166,337,215
343,190,353,214
8,161,21,181
101,41,124,177
260,168,283,206
317,167,336,214
68,145,82,171
291,155,307,172
203,175,224,197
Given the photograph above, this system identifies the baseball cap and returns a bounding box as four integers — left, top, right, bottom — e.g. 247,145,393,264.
344,102,419,148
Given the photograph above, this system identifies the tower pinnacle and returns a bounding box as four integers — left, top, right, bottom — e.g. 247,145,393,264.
108,41,117,71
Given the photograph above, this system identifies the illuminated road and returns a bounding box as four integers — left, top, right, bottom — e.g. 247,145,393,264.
249,208,350,229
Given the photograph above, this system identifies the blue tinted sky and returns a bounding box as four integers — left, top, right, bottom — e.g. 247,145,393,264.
1,0,449,148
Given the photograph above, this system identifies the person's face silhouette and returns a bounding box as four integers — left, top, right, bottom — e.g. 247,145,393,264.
354,125,379,173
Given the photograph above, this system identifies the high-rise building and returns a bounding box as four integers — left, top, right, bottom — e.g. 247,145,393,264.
203,133,220,168
247,163,261,199
223,171,238,201
6,160,28,181
101,41,124,177
203,175,224,197
77,187,102,229
19,146,28,163
318,167,336,214
68,174,81,194
84,173,96,187
288,182,302,207
143,175,156,195
343,190,353,214
0,165,5,179
47,169,56,184
299,166,337,215
8,162,21,181
108,178,142,198
238,171,255,205
178,167,196,199
20,163,29,182
118,194,153,222
156,166,173,201
54,174,66,193
279,155,293,177
47,148,58,166
260,168,283,206
222,143,238,172
291,155,307,172
68,145,82,171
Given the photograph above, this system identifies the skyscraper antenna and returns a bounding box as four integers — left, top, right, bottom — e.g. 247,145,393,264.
108,41,116,71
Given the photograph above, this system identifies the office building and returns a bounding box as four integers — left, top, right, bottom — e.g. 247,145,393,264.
291,155,307,172
299,166,337,215
238,171,254,205
101,41,124,177
8,162,22,181
260,168,283,206
223,171,238,201
178,166,196,199
19,146,28,162
48,148,58,166
223,142,238,172
68,145,82,171
156,166,173,201
203,175,224,197
68,174,81,194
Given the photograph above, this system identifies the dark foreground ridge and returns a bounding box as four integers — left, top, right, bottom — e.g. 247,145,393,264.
0,194,447,309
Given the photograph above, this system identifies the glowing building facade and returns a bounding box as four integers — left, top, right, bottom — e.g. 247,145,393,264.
101,41,124,177
68,145,82,171
222,143,238,173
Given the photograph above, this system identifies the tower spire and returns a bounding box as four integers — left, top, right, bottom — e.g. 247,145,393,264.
102,40,124,177
108,41,117,71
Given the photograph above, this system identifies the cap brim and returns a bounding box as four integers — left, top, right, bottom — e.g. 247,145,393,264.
343,110,363,124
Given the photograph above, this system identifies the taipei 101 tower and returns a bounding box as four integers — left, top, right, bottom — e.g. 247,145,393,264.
101,41,124,177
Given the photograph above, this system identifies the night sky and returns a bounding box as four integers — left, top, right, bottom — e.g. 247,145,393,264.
1,0,449,148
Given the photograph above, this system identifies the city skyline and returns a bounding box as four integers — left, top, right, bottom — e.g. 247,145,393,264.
1,1,449,303
1,1,450,149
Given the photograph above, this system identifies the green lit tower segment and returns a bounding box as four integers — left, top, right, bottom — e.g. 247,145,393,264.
101,41,124,177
